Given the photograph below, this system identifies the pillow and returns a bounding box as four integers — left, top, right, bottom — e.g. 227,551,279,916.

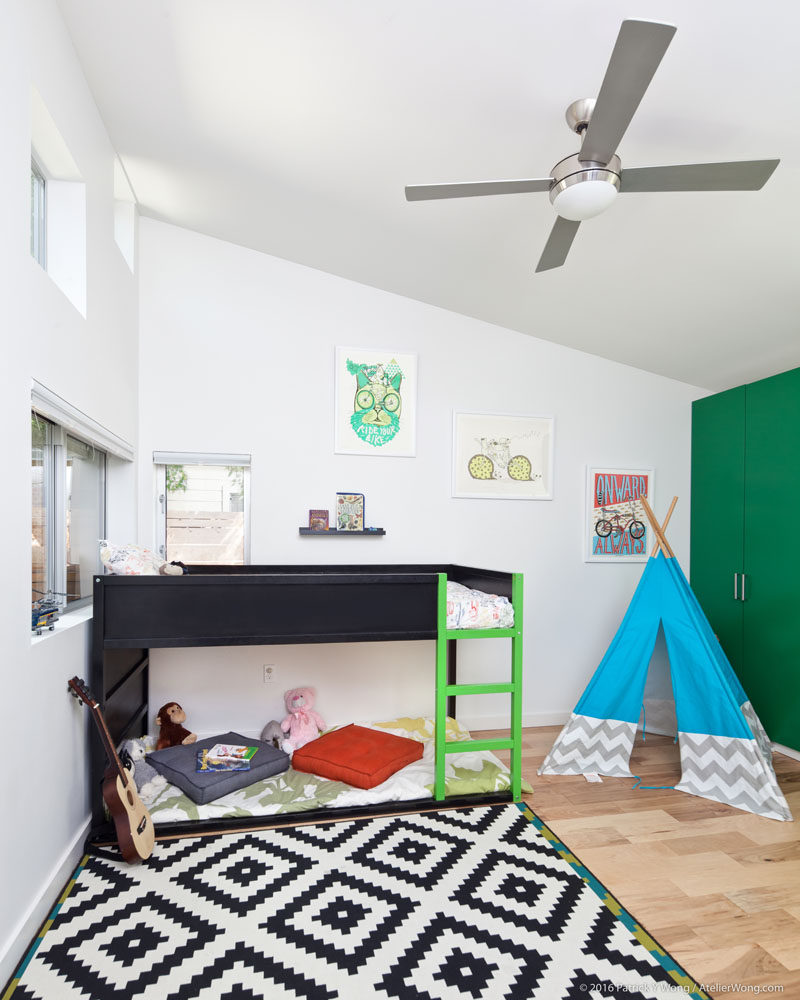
147,731,289,804
100,541,164,576
291,724,423,789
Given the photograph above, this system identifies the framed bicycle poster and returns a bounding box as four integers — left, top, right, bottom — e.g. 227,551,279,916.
585,467,654,562
452,412,554,500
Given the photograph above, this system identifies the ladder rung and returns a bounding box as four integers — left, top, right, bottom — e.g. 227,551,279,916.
444,682,515,696
444,737,515,754
445,627,519,639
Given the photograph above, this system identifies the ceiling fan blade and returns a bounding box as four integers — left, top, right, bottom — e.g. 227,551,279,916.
620,159,780,192
405,178,552,201
579,20,676,165
535,217,581,273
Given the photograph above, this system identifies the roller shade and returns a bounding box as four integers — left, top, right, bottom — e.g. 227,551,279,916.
31,380,134,462
153,452,251,466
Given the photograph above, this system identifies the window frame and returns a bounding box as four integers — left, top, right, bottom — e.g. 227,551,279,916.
31,411,54,602
155,455,251,566
32,410,107,612
65,432,107,607
30,157,46,268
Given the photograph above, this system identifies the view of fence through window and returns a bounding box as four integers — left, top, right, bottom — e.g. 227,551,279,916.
165,464,245,564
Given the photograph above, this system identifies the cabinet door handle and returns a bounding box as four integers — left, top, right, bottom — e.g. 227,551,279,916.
734,573,739,600
741,574,747,601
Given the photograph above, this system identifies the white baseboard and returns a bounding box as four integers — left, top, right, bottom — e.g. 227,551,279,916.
235,713,572,739
460,711,570,732
772,743,800,762
0,817,90,990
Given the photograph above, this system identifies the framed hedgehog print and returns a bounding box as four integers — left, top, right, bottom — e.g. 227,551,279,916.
334,347,417,457
452,411,554,500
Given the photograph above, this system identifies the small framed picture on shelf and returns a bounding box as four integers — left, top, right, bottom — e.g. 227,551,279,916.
308,509,329,531
336,492,365,531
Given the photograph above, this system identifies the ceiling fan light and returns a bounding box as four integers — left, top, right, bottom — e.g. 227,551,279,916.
551,174,620,221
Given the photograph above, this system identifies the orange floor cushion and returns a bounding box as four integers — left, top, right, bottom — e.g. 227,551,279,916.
291,724,424,789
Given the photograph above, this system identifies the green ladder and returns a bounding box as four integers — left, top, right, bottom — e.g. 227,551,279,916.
434,572,524,801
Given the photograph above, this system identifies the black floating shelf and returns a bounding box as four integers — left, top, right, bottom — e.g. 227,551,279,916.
299,528,385,536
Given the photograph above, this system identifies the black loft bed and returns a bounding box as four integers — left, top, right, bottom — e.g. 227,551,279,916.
89,563,521,846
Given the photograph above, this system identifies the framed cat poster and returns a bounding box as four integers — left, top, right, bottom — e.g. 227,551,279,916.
452,411,554,500
334,347,417,456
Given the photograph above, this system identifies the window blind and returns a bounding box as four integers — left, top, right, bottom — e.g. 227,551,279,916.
31,380,134,462
153,452,251,466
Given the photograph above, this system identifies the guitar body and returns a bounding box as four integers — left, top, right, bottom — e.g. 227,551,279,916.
68,676,154,864
103,767,154,863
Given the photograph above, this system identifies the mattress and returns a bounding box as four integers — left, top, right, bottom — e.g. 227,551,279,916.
141,717,529,825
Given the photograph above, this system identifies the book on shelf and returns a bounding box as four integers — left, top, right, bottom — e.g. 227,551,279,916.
335,492,365,531
308,509,329,531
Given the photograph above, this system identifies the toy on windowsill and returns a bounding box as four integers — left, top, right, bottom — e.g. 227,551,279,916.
280,687,326,754
31,592,60,635
155,702,197,750
120,738,167,803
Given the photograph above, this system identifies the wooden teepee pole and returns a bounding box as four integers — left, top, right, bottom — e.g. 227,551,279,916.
650,495,678,558
640,495,676,558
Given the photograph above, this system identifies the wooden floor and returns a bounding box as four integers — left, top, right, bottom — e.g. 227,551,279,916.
480,725,800,998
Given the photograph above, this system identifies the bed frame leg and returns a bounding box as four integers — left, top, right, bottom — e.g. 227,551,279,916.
434,573,448,800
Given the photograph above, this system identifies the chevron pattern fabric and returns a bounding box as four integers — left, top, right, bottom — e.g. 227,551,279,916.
740,700,774,763
4,804,711,1000
675,732,792,822
537,714,637,777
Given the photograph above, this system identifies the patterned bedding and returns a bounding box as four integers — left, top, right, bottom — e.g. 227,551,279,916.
143,717,529,825
445,582,514,629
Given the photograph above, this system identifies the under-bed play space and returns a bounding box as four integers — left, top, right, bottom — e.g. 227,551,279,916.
136,717,528,827
89,563,524,846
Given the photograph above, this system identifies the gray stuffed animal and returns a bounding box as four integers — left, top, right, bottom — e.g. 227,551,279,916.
260,720,284,750
120,738,167,803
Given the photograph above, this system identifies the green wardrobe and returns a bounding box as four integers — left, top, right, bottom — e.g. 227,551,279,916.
691,365,800,751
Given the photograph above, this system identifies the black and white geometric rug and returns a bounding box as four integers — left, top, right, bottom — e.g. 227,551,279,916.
4,803,709,999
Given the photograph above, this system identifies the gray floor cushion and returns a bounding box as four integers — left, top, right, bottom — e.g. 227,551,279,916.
147,731,289,804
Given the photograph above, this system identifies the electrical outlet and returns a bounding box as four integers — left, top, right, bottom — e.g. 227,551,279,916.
263,664,276,684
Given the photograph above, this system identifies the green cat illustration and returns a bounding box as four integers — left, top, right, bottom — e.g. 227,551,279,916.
348,358,403,447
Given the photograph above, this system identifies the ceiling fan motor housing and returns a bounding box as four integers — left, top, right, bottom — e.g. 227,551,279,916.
565,98,596,135
548,153,621,221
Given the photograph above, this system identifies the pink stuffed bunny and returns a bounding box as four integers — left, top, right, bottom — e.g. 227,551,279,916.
281,687,326,753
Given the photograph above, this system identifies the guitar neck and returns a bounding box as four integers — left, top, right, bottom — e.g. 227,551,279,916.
91,704,128,784
68,677,128,784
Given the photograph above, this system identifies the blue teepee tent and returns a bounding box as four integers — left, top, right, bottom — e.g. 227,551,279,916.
540,526,791,821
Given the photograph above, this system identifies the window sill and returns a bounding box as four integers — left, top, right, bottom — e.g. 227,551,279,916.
30,604,93,645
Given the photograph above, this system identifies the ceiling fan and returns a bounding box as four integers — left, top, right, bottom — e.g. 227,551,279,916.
404,20,779,272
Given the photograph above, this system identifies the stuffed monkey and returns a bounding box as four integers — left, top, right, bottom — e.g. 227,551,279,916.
155,702,197,750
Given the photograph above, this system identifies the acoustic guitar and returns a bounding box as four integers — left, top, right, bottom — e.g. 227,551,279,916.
68,676,154,863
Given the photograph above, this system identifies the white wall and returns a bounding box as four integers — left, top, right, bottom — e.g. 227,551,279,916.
138,218,707,741
0,0,138,984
